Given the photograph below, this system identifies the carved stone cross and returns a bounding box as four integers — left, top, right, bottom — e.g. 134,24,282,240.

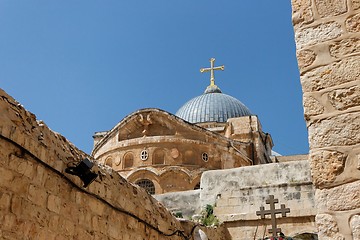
256,195,290,237
200,58,224,87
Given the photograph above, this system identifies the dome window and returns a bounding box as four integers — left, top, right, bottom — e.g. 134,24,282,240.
123,152,134,168
202,152,209,162
140,150,149,161
136,179,155,195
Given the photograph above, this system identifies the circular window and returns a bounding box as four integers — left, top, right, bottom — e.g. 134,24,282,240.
202,152,209,162
140,150,149,161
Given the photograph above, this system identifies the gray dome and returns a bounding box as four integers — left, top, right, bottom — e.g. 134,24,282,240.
176,88,252,124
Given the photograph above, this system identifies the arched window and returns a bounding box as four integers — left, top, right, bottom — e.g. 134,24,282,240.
105,157,113,167
136,179,155,195
184,150,194,164
123,152,134,168
153,149,165,164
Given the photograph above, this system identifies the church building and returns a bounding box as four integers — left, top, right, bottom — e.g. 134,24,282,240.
91,58,274,194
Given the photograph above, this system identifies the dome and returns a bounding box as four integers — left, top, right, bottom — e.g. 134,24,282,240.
176,85,252,124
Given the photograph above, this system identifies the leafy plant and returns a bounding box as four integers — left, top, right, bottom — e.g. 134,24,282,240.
173,211,183,218
200,204,219,226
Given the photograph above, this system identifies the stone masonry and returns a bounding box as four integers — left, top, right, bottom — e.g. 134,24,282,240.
157,160,317,240
0,88,228,240
292,0,360,239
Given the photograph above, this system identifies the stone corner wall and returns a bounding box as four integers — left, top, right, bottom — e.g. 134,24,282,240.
154,190,201,219
291,0,360,239
0,88,220,239
199,161,316,239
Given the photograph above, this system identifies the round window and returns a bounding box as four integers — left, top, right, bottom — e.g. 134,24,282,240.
140,150,149,161
202,152,209,162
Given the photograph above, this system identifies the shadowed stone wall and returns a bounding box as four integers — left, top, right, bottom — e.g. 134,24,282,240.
0,88,228,240
291,0,360,239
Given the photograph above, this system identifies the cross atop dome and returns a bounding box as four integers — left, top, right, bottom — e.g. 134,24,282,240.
200,58,224,94
200,58,224,87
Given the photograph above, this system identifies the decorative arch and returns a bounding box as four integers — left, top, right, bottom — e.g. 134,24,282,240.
104,156,113,167
127,169,162,194
135,179,155,195
123,152,134,169
160,169,193,192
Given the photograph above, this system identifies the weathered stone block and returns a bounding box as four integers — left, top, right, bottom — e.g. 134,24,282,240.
74,228,93,240
292,0,314,26
18,220,37,238
87,197,105,216
49,215,60,232
316,180,360,211
303,95,324,119
297,49,317,68
351,215,360,240
330,38,360,58
37,228,56,240
59,217,75,236
2,213,17,231
0,192,11,211
346,13,360,33
301,56,360,92
327,180,360,211
28,184,47,207
309,112,360,148
44,173,61,194
310,150,346,187
10,195,23,216
11,176,30,194
47,194,61,214
55,234,69,240
353,0,360,10
0,166,14,185
315,0,347,18
33,164,47,186
316,214,345,240
295,22,342,49
292,0,311,12
328,85,360,111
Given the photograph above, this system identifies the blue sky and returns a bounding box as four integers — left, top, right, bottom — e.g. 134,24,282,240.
0,1,308,156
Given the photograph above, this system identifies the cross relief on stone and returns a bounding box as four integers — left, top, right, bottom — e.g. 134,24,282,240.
256,195,290,237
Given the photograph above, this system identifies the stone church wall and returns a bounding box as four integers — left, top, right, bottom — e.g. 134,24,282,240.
0,88,227,240
292,0,360,239
201,161,317,239
156,161,317,239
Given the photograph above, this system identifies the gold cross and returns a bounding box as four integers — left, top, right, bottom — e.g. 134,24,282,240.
200,58,224,87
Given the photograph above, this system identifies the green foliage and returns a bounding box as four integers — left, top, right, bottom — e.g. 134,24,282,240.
173,211,183,218
200,204,219,226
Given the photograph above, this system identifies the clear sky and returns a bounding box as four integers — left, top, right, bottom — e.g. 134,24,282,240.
0,1,309,156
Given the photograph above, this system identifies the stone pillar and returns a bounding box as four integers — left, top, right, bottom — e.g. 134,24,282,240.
291,0,360,239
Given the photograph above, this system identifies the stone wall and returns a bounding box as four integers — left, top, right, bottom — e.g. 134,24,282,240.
291,0,360,239
154,190,201,219
157,160,317,239
201,161,317,239
0,88,226,239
